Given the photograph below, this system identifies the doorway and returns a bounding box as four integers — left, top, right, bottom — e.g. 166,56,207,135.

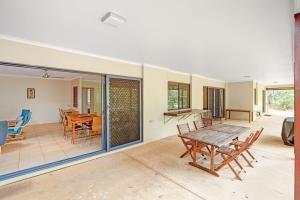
82,88,95,114
106,76,142,151
203,86,225,118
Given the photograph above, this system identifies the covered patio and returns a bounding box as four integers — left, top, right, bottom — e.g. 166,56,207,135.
0,116,293,200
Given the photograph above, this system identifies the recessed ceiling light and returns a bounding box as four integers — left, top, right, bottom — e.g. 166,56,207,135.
273,81,279,84
101,12,126,27
243,75,251,78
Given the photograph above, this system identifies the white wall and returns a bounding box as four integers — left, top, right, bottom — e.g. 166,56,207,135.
0,76,71,124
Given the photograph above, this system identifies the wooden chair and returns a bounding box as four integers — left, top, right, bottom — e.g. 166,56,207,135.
90,116,102,135
193,120,212,153
59,108,64,124
194,120,205,129
216,133,254,181
177,123,208,159
231,128,264,165
66,116,83,140
177,123,194,158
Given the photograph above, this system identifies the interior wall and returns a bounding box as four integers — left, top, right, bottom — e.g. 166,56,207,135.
0,75,71,124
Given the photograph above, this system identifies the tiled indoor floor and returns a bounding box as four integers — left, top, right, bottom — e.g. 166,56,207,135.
0,123,102,175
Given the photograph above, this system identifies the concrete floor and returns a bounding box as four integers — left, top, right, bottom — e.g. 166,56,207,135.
0,116,294,200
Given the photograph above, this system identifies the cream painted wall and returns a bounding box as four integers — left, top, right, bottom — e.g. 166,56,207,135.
0,76,71,124
225,81,254,120
226,80,266,121
0,39,142,78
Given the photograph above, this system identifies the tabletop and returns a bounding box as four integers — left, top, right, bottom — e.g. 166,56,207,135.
179,124,250,147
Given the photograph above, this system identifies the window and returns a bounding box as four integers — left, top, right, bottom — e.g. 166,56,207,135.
168,82,190,110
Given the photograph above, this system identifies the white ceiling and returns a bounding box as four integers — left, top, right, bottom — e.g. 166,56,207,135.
0,0,295,84
0,65,102,81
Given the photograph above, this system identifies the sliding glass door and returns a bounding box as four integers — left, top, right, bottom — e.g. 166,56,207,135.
204,86,225,118
106,76,142,151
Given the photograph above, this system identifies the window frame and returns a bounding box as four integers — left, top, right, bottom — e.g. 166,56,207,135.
168,81,191,111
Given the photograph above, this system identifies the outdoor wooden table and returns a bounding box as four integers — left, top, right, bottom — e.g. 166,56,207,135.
69,114,95,144
178,124,250,177
225,109,253,123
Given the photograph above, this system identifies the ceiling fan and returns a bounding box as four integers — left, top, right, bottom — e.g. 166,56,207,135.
41,69,65,79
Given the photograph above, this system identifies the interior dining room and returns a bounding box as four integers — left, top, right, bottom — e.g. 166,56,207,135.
0,63,104,175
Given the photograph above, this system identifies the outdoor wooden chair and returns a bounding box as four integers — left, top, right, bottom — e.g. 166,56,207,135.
193,120,212,153
231,128,264,166
177,123,193,158
193,120,205,129
215,133,254,181
177,123,209,159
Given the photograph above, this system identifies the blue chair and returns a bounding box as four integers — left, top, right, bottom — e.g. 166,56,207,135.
7,109,31,140
0,121,8,153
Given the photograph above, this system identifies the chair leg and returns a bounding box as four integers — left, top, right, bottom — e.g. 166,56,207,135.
221,154,242,181
241,153,254,168
246,149,257,162
180,146,192,158
234,158,246,173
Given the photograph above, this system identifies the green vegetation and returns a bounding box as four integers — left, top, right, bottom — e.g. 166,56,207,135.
268,90,294,110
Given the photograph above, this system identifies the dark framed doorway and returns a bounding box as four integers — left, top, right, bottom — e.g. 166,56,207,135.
106,76,142,151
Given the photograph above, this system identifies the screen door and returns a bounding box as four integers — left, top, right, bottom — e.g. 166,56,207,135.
106,76,142,150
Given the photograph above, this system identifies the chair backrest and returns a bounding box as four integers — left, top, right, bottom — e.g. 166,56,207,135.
21,109,31,126
253,128,264,142
71,111,79,115
67,116,73,129
0,121,8,145
238,133,255,153
177,123,191,135
92,116,102,132
194,120,205,130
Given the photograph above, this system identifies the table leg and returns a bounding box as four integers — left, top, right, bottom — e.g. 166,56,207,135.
192,141,197,162
72,123,76,144
189,144,219,177
229,111,231,119
210,145,219,177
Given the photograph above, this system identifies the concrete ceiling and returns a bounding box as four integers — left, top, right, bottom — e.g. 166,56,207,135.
0,0,295,84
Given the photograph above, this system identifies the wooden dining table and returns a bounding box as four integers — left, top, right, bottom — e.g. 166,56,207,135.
178,124,250,177
69,114,96,144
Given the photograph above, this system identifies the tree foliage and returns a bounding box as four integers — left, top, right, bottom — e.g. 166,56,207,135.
268,90,294,110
